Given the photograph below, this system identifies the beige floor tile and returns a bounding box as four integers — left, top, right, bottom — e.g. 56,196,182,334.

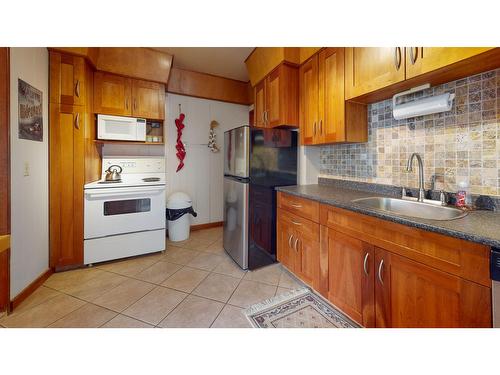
161,246,200,265
10,286,61,315
187,253,225,271
228,280,277,308
203,239,225,255
123,286,187,325
0,294,86,328
192,273,240,303
211,305,252,328
244,263,282,286
134,261,182,285
97,254,162,277
161,266,209,293
64,271,128,301
101,314,154,328
49,303,117,328
190,228,222,242
158,295,224,328
93,278,155,312
278,269,304,289
212,257,246,279
44,267,101,292
181,238,214,251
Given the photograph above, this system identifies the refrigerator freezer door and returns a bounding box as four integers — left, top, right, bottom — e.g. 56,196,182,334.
224,126,249,178
223,176,249,269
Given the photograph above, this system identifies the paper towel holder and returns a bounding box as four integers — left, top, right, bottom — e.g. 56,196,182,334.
392,83,455,120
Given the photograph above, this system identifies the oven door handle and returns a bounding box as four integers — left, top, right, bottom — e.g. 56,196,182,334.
85,187,165,199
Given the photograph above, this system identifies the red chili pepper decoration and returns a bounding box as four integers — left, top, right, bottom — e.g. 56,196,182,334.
175,113,186,172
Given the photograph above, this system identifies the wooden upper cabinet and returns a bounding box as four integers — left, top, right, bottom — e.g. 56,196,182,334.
253,63,298,128
131,79,165,120
327,229,375,327
254,79,266,128
94,72,132,116
405,47,495,79
374,247,492,328
50,52,86,106
345,47,406,100
299,55,318,145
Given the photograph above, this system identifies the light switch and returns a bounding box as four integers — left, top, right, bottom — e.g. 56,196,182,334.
23,162,29,176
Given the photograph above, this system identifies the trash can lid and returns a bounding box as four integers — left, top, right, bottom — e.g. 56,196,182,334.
167,192,192,209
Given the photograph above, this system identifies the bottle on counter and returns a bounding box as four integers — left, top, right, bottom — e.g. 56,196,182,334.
456,179,471,207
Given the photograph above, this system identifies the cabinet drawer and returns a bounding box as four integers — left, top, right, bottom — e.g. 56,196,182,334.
278,192,319,223
320,204,490,287
278,208,319,242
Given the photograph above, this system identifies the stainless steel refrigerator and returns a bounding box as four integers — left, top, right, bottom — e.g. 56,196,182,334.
223,125,297,270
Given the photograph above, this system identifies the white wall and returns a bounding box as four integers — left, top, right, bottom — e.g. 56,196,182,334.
165,94,248,225
298,145,320,185
9,48,49,297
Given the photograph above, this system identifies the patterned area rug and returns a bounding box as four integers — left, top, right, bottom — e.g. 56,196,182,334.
244,288,359,328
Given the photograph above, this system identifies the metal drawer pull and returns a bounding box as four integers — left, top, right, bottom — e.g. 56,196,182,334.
75,80,80,97
294,237,299,252
363,253,369,276
75,113,80,129
394,47,402,70
410,47,418,64
291,220,302,226
288,234,294,248
290,204,302,208
319,119,323,134
378,259,384,285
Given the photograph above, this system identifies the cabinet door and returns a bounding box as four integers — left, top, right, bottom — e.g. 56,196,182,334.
345,47,406,100
295,223,320,289
276,210,296,271
318,47,345,143
50,104,84,268
266,69,281,127
131,79,165,120
94,72,132,116
50,52,85,106
327,229,375,327
375,247,492,328
406,47,494,79
254,80,267,128
299,55,318,145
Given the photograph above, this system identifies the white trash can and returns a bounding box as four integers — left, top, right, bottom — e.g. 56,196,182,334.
166,192,197,242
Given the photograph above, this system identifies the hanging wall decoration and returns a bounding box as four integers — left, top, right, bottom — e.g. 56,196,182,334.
18,79,43,142
175,107,186,172
208,120,220,153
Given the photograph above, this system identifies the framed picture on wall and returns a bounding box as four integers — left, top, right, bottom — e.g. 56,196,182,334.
18,78,43,142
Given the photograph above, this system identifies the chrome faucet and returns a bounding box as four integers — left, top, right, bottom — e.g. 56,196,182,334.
406,153,425,202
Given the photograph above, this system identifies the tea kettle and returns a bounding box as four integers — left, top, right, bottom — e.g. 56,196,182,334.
104,165,123,182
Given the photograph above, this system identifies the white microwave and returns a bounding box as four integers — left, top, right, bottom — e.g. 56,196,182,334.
97,114,146,141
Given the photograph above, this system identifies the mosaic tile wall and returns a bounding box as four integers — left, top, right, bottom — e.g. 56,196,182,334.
320,68,500,196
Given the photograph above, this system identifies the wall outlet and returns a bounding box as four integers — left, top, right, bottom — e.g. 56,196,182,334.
23,162,29,177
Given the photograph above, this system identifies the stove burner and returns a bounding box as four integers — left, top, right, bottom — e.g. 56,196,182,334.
98,180,122,184
142,177,160,182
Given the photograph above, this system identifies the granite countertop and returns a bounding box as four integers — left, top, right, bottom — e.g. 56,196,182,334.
276,183,500,248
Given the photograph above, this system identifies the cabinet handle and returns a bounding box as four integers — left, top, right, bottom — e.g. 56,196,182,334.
291,220,302,226
74,113,80,130
294,237,299,252
126,98,129,110
363,253,370,276
288,234,294,248
75,80,80,98
319,119,323,135
313,121,317,136
377,259,384,285
410,47,418,64
394,47,402,70
290,204,302,208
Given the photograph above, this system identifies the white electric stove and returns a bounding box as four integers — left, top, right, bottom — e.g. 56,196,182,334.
84,156,166,265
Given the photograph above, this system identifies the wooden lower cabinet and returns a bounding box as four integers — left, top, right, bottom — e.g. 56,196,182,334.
326,229,375,327
374,247,491,328
276,209,296,271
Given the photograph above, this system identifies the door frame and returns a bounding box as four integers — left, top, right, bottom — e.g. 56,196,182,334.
0,47,11,313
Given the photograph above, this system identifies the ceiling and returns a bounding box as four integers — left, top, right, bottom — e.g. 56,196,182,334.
155,47,254,82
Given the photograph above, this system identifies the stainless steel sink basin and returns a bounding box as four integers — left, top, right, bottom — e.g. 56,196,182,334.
351,197,467,221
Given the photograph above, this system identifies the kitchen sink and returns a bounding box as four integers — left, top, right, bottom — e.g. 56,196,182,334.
351,197,467,221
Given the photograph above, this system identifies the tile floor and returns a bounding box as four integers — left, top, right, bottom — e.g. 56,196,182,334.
0,227,303,328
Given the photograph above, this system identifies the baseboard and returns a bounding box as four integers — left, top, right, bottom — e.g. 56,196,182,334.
10,268,53,311
190,221,223,231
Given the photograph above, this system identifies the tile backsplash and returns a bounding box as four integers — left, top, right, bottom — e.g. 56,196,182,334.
320,68,500,196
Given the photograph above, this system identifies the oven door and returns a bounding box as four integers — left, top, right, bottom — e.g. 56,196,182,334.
84,186,165,239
